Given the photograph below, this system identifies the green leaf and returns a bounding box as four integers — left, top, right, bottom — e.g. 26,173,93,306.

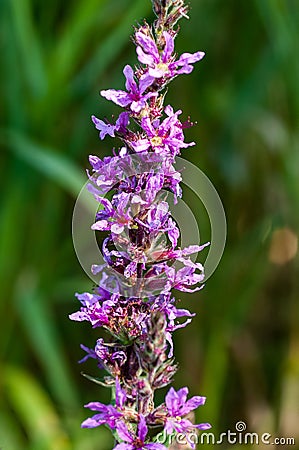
72,0,152,92
3,130,85,197
14,271,81,410
8,0,47,98
3,365,71,450
49,0,108,84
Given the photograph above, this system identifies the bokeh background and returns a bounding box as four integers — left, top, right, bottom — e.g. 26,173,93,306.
1,0,298,449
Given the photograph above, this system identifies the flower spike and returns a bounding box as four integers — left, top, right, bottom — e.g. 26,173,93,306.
71,0,210,448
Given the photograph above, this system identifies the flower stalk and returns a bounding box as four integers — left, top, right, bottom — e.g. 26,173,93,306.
70,0,211,448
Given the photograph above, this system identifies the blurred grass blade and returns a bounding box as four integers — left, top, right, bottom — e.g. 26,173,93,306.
0,5,27,127
0,410,25,450
3,130,85,197
14,271,80,410
50,0,107,84
3,365,71,450
0,175,29,357
9,0,47,98
73,0,152,91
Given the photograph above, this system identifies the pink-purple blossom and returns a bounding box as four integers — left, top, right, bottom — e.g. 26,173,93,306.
129,106,195,156
114,415,167,450
71,1,210,448
136,30,205,79
92,112,130,140
82,379,127,429
101,65,156,113
164,387,211,435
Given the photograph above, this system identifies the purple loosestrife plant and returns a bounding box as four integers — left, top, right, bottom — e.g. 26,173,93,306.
70,0,211,447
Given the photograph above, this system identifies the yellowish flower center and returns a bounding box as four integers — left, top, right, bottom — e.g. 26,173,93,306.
156,62,169,73
150,136,163,147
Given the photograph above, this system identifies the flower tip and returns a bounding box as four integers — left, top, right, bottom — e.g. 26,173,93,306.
100,89,108,98
199,423,212,430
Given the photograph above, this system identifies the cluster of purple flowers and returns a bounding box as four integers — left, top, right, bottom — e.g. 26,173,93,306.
70,1,211,448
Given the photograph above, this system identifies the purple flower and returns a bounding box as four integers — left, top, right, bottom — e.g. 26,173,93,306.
130,106,194,156
101,65,156,113
156,295,195,332
160,158,183,202
162,257,206,294
167,217,180,247
136,30,205,79
78,344,98,364
150,294,195,357
90,192,133,235
82,379,127,429
82,403,122,429
114,415,167,450
92,112,130,140
69,294,119,328
95,338,127,367
164,387,211,436
71,3,211,444
91,116,116,140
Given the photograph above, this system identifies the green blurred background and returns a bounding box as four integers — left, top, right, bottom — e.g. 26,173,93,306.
1,0,298,449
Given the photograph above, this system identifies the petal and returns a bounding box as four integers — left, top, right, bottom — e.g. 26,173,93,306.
162,31,174,61
116,421,133,443
167,218,180,247
111,223,124,234
131,100,144,113
75,292,99,307
91,115,115,139
173,418,194,433
165,331,174,358
165,387,178,413
113,444,134,450
176,51,205,65
172,308,195,319
69,311,88,322
115,111,130,131
174,64,194,75
176,387,189,406
115,378,127,408
170,318,193,332
184,396,206,413
89,154,103,170
181,243,210,255
148,66,167,78
194,422,212,430
86,188,114,213
139,73,155,93
84,401,107,411
91,219,109,231
164,105,175,116
135,31,159,61
91,263,104,275
141,117,155,137
101,89,131,107
138,415,148,441
78,344,97,363
136,46,156,66
130,139,151,153
81,417,101,428
123,64,137,93
164,419,175,435
146,444,168,450
177,284,205,293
